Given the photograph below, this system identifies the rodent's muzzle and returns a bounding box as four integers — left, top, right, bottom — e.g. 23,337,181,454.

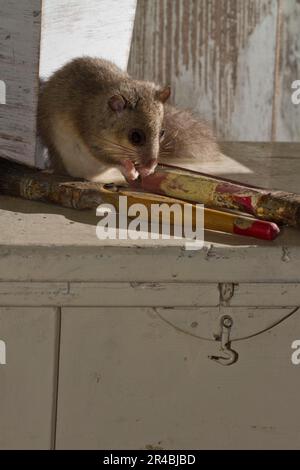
137,158,158,178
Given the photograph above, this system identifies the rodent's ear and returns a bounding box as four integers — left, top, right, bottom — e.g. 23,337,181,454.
156,86,171,103
108,95,126,113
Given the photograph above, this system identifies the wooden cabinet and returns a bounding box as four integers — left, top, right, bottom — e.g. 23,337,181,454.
54,306,300,450
0,307,58,449
0,143,299,449
1,301,300,449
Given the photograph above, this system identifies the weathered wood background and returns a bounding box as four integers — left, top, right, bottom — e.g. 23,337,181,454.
128,0,300,142
40,0,137,78
0,0,137,166
0,0,41,165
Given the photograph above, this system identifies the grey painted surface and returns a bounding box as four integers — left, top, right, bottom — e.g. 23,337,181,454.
1,281,300,308
0,80,6,104
55,307,300,449
0,143,299,284
0,307,59,449
0,143,299,447
128,0,300,142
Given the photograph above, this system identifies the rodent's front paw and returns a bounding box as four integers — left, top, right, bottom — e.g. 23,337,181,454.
120,159,140,182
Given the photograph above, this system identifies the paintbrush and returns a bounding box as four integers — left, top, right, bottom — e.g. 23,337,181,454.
131,163,300,227
0,157,279,240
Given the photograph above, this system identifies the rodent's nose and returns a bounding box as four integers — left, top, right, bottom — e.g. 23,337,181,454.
139,158,158,177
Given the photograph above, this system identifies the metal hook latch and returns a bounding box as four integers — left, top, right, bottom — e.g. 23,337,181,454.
208,315,238,366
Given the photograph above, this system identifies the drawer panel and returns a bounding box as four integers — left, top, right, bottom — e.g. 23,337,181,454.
0,306,58,449
56,306,300,449
0,282,219,307
227,283,300,307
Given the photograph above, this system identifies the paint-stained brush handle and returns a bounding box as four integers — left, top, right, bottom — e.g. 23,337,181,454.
131,164,300,227
0,157,279,240
0,157,105,209
112,187,280,241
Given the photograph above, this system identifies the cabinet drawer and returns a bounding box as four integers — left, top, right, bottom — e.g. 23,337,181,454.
56,306,300,449
0,307,59,449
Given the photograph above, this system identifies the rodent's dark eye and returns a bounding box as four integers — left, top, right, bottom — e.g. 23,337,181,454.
128,129,146,146
160,129,165,139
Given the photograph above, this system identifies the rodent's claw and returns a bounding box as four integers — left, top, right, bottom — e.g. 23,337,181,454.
120,159,140,182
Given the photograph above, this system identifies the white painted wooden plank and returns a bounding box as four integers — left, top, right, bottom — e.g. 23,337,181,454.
128,0,278,141
56,306,300,449
0,281,300,308
68,282,219,306
0,307,58,449
0,0,41,165
0,281,219,307
1,241,300,284
0,282,68,306
40,0,137,77
228,283,300,307
275,0,300,141
0,0,136,167
0,80,6,104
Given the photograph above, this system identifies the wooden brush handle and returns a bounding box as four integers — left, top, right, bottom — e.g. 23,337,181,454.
0,157,279,240
132,164,300,227
0,156,105,209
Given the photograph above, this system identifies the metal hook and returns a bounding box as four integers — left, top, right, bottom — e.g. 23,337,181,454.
208,315,238,366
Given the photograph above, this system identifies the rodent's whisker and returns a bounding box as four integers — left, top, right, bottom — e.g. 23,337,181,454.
100,137,138,155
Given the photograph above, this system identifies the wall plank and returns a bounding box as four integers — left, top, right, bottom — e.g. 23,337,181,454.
274,0,300,141
0,0,41,165
128,0,279,141
40,0,137,78
0,281,219,307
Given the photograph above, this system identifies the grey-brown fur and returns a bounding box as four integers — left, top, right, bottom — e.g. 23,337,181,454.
38,57,219,182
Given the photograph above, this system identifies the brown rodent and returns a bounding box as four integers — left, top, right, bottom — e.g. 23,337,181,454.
38,57,220,182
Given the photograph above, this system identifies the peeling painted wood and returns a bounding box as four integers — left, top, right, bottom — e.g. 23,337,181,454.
274,0,300,141
40,0,137,77
128,0,279,141
0,281,219,307
0,0,41,165
0,0,136,167
0,307,58,449
0,243,300,284
0,281,299,308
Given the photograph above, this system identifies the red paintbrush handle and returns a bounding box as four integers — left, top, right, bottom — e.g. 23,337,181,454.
233,218,280,240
